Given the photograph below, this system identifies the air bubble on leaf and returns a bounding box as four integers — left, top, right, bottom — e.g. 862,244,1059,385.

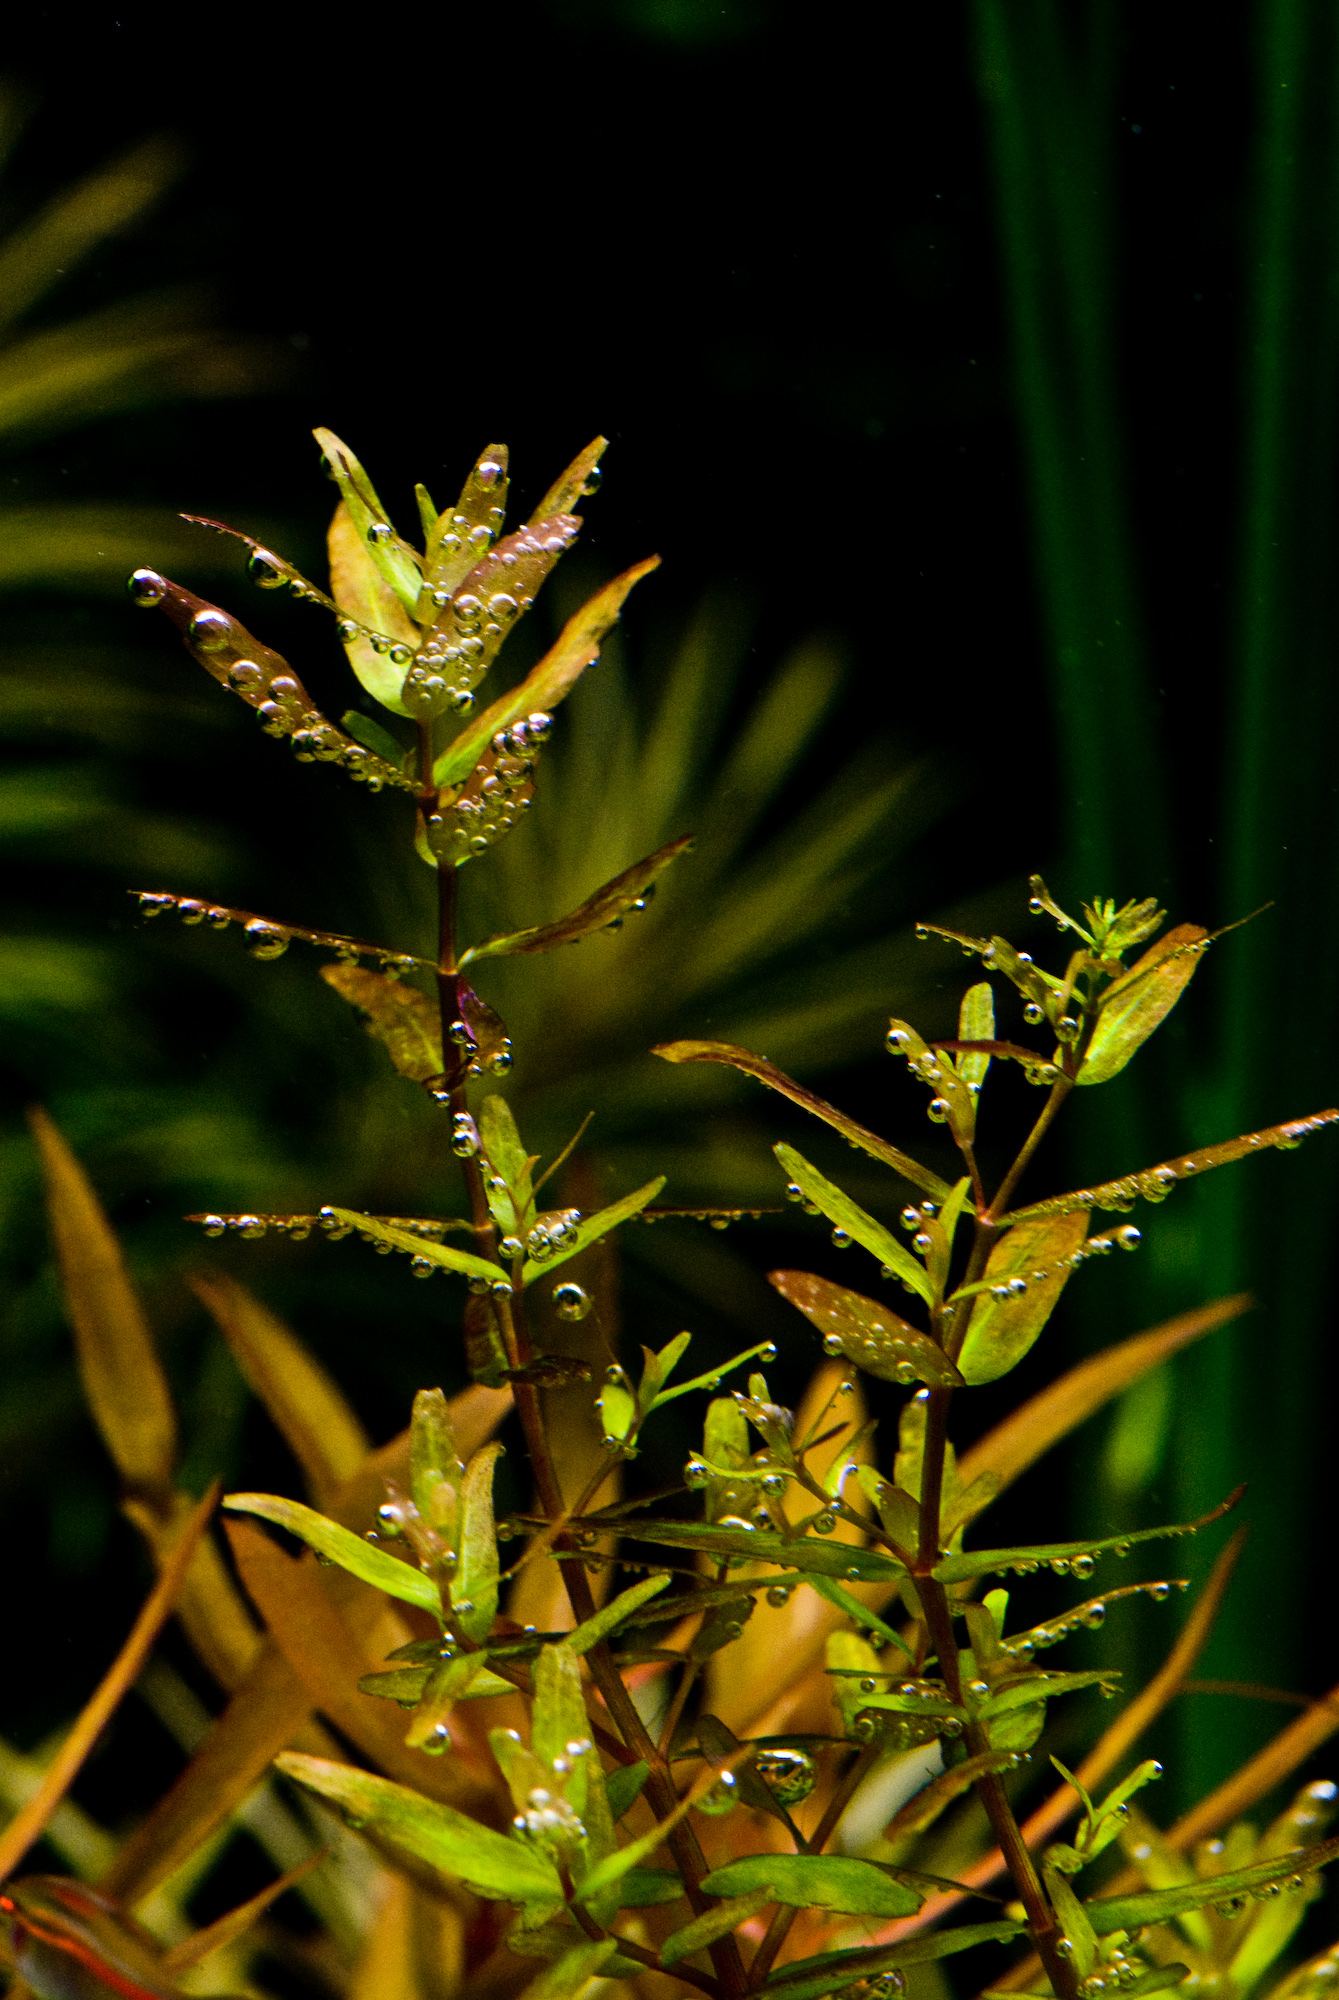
684,1457,710,1488
755,1746,817,1806
245,920,290,960
553,1282,591,1321
822,1332,846,1356
128,567,168,605
1023,1001,1045,1026
697,1774,739,1816
831,1226,852,1249
767,1584,792,1607
813,1512,837,1534
246,548,287,588
188,608,233,651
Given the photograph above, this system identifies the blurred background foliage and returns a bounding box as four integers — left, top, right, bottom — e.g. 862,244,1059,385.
0,0,1336,1844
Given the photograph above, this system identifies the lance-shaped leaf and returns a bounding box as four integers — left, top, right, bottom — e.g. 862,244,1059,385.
886,1016,977,1145
421,442,511,604
433,556,660,789
770,1270,962,1386
661,1887,779,1965
1085,1833,1339,1933
531,437,607,519
409,513,582,719
1001,1109,1339,1226
361,1660,515,1705
564,1575,671,1654
655,1041,952,1200
321,965,443,1083
701,1854,922,1918
605,1762,651,1823
410,1387,464,1539
461,836,692,966
324,1209,506,1285
134,891,428,974
404,1653,490,1749
520,1176,665,1285
954,1213,1090,1384
761,1924,1026,2000
220,1492,443,1615
479,1096,535,1236
423,739,539,870
882,1750,1027,1843
1079,924,1209,1085
522,1938,618,2000
131,570,415,790
326,500,418,712
453,1443,503,1642
531,1643,590,1818
612,1516,904,1580
275,1754,563,1903
314,428,424,613
930,1490,1241,1584
958,981,995,1092
775,1145,934,1304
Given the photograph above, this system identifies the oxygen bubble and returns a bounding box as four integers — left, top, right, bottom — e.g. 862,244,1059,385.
200,1215,226,1236
759,1342,778,1362
684,1458,710,1489
894,1361,918,1385
927,1098,950,1123
813,1512,837,1535
1149,1581,1171,1602
247,548,287,588
823,1332,846,1356
1116,1226,1142,1250
499,1236,524,1261
697,1775,739,1816
1023,1001,1045,1025
367,522,393,545
138,892,174,916
1070,1553,1096,1580
766,1584,791,1607
831,1226,852,1249
755,1746,817,1806
553,1282,591,1321
188,608,234,651
410,1257,435,1279
901,1207,921,1230
580,465,604,496
886,1027,913,1053
128,568,168,605
245,920,290,959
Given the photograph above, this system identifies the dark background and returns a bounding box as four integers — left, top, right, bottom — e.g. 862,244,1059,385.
1,0,1337,1858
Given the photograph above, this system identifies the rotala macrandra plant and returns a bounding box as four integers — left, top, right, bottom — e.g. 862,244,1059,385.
7,431,1339,2000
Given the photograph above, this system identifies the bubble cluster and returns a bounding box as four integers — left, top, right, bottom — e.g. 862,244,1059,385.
525,1209,582,1261
133,890,426,976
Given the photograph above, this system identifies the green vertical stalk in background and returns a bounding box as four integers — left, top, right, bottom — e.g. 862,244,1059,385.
974,0,1339,1809
1190,0,1339,1790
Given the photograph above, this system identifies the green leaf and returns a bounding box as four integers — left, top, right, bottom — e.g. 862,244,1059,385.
454,1443,503,1641
342,709,409,762
532,1642,591,1803
885,1015,978,1145
638,1330,694,1414
700,1854,921,1918
762,1925,1026,2000
479,1095,535,1237
221,1493,442,1614
775,1145,934,1304
404,1653,490,1748
410,1386,464,1536
807,1573,913,1654
314,428,424,614
661,1888,778,1965
359,1663,515,1704
433,557,660,788
1046,1863,1098,1976
954,1212,1090,1384
654,1337,780,1408
616,1866,683,1904
321,965,444,1083
1085,1833,1339,1932
654,1041,952,1200
1121,1968,1190,1998
326,500,417,713
462,837,692,966
623,1516,904,1579
520,1177,665,1286
1079,924,1209,1085
274,1752,562,1902
931,1492,1240,1583
958,981,996,1091
522,1938,618,2000
326,1208,507,1285
604,1761,650,1823
769,1269,961,1386
565,1575,672,1654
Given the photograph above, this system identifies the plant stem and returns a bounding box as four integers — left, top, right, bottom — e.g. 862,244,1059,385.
988,1076,1072,1221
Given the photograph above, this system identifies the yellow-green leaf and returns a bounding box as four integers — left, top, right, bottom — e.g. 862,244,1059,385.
520,1177,665,1286
1079,924,1209,1086
221,1492,442,1615
275,1753,563,1903
700,1854,922,1918
954,1213,1090,1384
327,499,417,713
453,1443,503,1641
774,1145,934,1305
320,965,444,1084
461,836,692,966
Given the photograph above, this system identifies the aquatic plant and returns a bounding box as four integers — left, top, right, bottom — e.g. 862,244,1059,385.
6,432,1339,2000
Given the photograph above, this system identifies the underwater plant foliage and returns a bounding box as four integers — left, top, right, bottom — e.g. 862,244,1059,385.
2,430,1338,2000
